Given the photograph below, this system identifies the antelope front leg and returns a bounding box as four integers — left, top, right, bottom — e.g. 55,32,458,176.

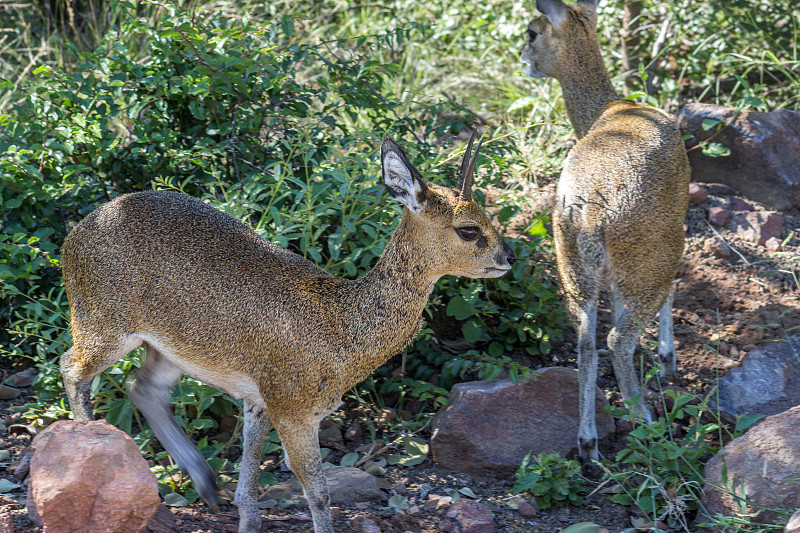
276,419,333,533
234,401,271,533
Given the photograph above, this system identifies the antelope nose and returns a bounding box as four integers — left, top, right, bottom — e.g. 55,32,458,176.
503,241,516,266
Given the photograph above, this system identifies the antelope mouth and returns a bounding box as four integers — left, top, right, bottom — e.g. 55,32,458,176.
483,266,512,277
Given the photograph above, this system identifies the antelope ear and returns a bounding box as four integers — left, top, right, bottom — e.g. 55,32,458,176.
577,0,599,10
381,138,428,215
536,0,568,29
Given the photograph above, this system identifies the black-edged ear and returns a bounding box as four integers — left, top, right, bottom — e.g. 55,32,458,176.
381,138,428,215
536,0,568,29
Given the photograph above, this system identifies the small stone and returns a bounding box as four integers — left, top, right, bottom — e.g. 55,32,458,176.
361,517,382,533
344,422,364,442
445,499,495,533
0,385,21,401
707,206,730,226
706,183,731,194
517,501,538,518
355,502,371,510
375,409,395,426
6,368,37,388
318,420,343,444
688,183,708,204
505,495,527,510
730,211,784,245
730,197,752,211
785,508,800,533
765,237,782,252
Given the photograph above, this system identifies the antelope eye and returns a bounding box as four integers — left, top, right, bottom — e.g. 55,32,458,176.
456,226,480,241
527,28,538,41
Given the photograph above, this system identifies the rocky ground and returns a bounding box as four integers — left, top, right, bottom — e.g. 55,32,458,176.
0,179,798,533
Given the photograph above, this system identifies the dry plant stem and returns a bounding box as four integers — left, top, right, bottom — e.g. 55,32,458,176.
703,219,751,266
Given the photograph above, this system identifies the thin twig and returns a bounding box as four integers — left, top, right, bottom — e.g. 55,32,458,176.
703,218,751,266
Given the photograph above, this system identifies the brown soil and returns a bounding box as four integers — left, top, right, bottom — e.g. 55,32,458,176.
1,182,798,533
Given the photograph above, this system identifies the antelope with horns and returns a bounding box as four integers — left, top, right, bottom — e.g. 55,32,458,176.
59,133,515,533
520,0,690,460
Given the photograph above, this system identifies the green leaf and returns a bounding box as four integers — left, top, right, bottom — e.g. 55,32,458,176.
735,414,763,433
560,522,601,533
258,470,277,486
404,436,429,457
701,118,722,131
339,452,359,467
702,142,731,158
388,494,409,510
462,319,483,343
164,492,188,507
446,295,476,320
0,478,20,493
458,487,477,498
386,454,426,466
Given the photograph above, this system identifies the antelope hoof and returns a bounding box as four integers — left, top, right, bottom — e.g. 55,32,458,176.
658,349,677,377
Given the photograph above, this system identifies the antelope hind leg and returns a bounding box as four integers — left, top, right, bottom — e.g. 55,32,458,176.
657,286,677,376
128,344,219,510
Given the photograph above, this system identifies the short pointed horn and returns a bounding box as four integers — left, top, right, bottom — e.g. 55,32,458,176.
457,130,477,192
458,132,485,203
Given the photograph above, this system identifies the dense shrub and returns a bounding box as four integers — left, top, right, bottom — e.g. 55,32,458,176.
0,2,563,483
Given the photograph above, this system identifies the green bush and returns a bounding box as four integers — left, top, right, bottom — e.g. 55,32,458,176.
602,380,762,529
512,452,586,509
0,2,563,496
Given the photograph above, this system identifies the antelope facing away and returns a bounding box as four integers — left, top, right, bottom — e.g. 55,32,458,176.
59,134,515,533
520,0,690,460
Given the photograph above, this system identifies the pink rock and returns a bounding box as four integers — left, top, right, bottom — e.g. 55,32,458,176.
0,513,14,533
430,368,614,474
699,405,800,525
517,501,538,518
765,237,782,252
27,419,160,533
706,183,731,194
786,509,800,533
730,197,752,211
688,183,708,204
729,211,784,245
707,207,730,226
445,499,495,533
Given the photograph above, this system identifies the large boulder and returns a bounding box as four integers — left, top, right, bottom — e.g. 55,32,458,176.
430,367,614,474
675,103,800,209
27,419,160,533
699,405,800,525
713,336,800,423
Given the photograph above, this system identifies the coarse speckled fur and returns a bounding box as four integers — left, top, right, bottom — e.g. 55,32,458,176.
520,0,690,460
59,137,515,533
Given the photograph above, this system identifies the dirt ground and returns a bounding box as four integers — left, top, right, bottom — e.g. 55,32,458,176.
1,179,798,533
